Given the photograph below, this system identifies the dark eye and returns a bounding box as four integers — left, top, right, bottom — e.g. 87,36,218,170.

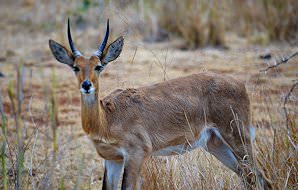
95,65,104,72
72,66,80,72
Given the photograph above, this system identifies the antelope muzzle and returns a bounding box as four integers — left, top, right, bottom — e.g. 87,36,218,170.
80,80,95,94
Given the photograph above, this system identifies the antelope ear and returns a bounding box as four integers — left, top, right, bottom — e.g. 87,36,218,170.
101,36,124,66
49,39,74,67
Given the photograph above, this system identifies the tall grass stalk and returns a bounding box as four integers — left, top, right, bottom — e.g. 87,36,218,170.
16,64,25,190
1,141,7,190
6,64,25,189
59,177,65,190
73,155,85,190
50,69,58,156
0,92,7,190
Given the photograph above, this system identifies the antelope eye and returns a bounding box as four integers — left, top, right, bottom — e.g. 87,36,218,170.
72,66,80,72
95,65,104,72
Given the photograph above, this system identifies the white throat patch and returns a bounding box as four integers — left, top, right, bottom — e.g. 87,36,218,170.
82,93,96,105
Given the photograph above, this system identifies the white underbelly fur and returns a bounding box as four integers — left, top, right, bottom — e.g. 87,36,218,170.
152,126,221,156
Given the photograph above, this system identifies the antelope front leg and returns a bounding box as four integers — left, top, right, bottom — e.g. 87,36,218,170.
102,160,123,190
121,153,144,190
92,142,125,190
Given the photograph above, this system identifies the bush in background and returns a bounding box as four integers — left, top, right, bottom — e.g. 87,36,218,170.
112,0,297,47
140,0,226,48
19,0,297,47
232,0,298,44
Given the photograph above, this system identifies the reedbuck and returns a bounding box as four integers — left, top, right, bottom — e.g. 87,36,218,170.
49,19,271,190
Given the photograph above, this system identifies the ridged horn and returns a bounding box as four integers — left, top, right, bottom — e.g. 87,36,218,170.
67,18,82,58
93,19,109,58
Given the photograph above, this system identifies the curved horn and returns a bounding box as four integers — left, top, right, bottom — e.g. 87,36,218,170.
93,19,109,58
67,18,82,58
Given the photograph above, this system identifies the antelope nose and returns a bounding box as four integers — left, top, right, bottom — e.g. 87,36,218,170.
82,80,92,91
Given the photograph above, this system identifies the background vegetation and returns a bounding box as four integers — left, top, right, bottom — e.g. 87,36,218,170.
0,0,297,189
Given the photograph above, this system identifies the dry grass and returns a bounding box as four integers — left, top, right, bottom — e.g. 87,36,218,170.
0,1,297,190
142,151,242,190
232,0,298,44
111,0,297,47
138,0,226,48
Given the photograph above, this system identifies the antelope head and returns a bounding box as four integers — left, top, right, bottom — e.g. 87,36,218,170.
49,19,124,104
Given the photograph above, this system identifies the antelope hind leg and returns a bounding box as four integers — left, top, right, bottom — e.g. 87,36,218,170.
205,128,272,190
205,128,239,173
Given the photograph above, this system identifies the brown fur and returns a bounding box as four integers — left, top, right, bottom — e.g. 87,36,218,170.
101,72,250,156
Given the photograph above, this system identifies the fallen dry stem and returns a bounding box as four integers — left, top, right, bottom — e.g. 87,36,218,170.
283,82,298,150
260,51,298,72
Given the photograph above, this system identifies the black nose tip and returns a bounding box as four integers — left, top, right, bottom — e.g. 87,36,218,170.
82,80,92,91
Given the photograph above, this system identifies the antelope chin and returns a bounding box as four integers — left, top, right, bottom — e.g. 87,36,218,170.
81,88,96,105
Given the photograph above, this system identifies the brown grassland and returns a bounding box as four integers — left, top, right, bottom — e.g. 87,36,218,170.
0,0,297,189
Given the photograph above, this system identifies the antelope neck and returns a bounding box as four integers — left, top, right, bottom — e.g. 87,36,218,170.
81,91,108,137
